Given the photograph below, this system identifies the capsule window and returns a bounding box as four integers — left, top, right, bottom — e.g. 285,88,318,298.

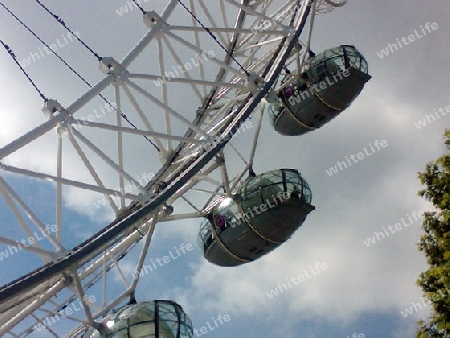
307,45,371,84
197,220,214,249
342,45,369,74
240,169,313,208
83,301,193,338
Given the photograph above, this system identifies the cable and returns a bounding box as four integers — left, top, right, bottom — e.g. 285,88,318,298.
120,113,160,151
0,39,47,101
34,0,102,61
131,0,146,15
32,0,159,149
177,0,251,77
0,2,93,98
0,1,159,151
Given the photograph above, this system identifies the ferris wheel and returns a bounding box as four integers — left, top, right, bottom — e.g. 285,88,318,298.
0,0,367,336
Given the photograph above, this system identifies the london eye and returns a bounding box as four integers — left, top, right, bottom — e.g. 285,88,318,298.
0,0,370,336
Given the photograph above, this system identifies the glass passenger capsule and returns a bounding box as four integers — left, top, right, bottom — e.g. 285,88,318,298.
269,45,371,136
82,300,193,338
197,169,315,267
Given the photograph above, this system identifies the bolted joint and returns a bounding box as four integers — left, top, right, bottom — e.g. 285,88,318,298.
136,191,156,206
196,107,206,117
99,57,127,77
163,203,174,216
128,291,137,305
158,149,176,163
156,181,168,192
215,154,225,165
42,99,64,118
42,100,74,136
144,11,167,30
62,273,74,286
246,73,265,94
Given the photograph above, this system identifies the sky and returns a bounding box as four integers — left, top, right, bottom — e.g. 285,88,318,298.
0,0,449,337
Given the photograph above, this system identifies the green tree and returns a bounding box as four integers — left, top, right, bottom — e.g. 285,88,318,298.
416,130,450,337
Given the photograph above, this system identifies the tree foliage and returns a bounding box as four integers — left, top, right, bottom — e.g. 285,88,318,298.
416,130,450,337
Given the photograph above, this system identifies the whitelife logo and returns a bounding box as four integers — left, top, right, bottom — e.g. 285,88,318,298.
152,51,215,87
414,104,450,130
400,287,450,318
363,210,424,247
0,224,58,262
266,262,328,299
131,243,193,279
325,140,388,176
376,22,438,59
19,32,80,68
287,69,351,106
193,314,231,337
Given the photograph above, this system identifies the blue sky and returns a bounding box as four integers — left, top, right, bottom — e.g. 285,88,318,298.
0,0,449,337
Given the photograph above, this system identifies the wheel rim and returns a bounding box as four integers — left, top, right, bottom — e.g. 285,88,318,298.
0,1,329,336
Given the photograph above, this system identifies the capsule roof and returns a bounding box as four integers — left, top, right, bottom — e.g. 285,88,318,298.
307,45,369,83
82,300,193,338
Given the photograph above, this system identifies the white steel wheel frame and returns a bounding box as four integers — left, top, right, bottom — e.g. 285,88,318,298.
0,0,345,336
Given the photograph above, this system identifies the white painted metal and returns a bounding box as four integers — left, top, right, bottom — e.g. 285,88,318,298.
0,0,345,336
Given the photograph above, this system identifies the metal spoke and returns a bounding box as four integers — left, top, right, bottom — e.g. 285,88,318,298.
0,1,330,336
